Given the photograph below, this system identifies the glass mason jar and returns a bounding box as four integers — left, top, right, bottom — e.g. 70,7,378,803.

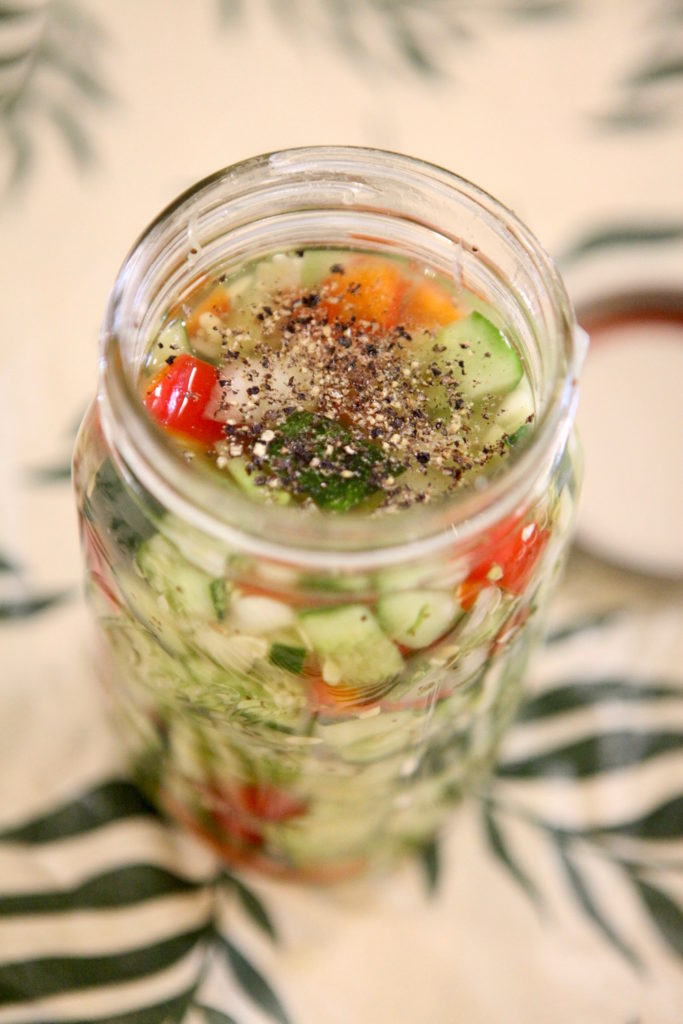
73,148,583,882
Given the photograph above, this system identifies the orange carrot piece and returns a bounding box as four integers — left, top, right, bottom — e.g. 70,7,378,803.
401,279,462,328
320,258,408,330
185,285,231,335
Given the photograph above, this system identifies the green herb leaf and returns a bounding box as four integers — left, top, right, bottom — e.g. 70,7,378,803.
269,642,306,675
554,837,642,969
482,807,544,910
516,679,682,722
210,578,230,620
0,779,157,843
215,933,291,1024
224,873,278,942
505,424,531,448
268,411,401,511
497,730,683,780
632,877,683,958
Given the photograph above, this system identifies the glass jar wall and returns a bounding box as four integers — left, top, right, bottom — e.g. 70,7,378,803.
73,148,583,880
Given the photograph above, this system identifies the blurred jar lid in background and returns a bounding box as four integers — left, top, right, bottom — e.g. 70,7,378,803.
575,289,683,578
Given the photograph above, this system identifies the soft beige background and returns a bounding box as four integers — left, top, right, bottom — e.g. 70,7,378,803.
1,2,682,1022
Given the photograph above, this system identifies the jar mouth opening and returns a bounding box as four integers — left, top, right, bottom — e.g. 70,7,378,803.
100,146,580,570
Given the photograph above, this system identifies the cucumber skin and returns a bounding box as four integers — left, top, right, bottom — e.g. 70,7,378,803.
270,643,307,675
431,312,523,400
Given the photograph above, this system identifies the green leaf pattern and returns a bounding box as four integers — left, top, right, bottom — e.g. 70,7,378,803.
478,619,683,967
0,777,291,1020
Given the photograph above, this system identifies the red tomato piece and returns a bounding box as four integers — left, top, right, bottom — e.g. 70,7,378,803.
237,784,307,823
144,354,224,444
461,517,550,610
204,781,305,847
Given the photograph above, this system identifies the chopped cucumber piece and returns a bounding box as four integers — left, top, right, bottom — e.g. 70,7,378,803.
225,256,301,346
270,643,307,674
145,320,190,375
427,312,523,401
193,626,268,671
137,532,227,622
263,802,381,865
315,709,427,763
476,377,535,449
162,513,231,577
225,457,291,505
299,604,403,688
225,273,254,302
114,571,188,656
229,594,296,635
452,587,515,651
179,651,308,730
253,254,302,293
300,249,355,289
191,319,225,363
376,590,463,649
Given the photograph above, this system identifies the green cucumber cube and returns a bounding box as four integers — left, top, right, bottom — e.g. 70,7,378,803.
427,312,523,401
376,590,463,649
137,532,227,622
299,604,403,688
145,320,190,375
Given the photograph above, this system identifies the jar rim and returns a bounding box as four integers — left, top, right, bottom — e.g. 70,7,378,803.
99,145,582,570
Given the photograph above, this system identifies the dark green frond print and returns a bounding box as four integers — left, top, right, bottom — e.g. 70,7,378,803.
0,780,289,1020
215,933,292,1024
554,835,643,969
561,223,683,264
476,617,683,969
1,0,111,195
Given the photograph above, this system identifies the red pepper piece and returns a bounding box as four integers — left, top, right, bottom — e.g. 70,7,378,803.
461,517,550,610
144,354,224,444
